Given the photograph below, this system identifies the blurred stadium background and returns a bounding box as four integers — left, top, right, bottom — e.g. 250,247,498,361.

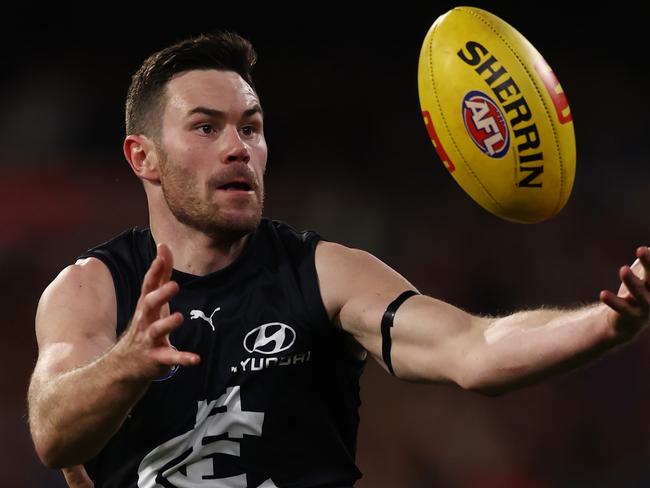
2,2,649,486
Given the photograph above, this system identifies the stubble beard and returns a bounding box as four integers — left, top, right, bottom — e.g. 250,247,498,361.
158,151,264,243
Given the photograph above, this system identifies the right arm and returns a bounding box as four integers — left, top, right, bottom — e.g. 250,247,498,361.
28,244,199,468
317,242,650,394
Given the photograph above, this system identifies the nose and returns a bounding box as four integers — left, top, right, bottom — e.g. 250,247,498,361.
222,126,250,164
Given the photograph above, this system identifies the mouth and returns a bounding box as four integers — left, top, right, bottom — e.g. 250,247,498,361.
217,180,254,192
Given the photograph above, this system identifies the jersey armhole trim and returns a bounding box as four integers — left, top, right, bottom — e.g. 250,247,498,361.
78,252,126,333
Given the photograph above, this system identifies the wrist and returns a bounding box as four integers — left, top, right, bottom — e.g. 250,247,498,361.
602,305,639,345
108,338,152,385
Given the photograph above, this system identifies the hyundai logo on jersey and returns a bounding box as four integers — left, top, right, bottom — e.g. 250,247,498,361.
244,322,296,355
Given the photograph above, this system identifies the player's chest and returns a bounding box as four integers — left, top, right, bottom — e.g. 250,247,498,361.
166,279,326,374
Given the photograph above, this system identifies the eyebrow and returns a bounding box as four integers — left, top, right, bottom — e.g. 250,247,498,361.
186,104,263,119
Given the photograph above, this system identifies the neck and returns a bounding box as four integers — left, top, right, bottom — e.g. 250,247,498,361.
148,199,251,277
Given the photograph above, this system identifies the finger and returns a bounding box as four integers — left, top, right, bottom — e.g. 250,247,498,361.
156,244,175,318
600,290,642,318
620,266,648,303
140,255,166,298
636,246,650,278
636,245,650,261
161,302,171,319
151,347,200,367
62,464,94,488
141,281,180,321
148,312,184,339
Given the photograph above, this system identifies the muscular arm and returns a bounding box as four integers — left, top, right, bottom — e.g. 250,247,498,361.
28,244,199,468
316,241,649,394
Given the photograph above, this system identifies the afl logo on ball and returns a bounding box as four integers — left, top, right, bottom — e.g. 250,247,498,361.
244,322,296,355
461,90,510,158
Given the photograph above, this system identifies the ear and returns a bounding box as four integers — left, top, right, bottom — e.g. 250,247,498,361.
123,134,161,183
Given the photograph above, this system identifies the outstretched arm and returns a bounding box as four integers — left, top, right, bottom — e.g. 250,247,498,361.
28,244,199,468
316,242,650,394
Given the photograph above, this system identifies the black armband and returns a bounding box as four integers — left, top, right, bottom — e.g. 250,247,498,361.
381,290,419,376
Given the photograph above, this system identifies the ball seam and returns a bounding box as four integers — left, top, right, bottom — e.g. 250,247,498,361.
460,6,567,216
427,18,505,213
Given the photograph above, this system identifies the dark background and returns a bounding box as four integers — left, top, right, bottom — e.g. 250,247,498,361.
2,2,649,486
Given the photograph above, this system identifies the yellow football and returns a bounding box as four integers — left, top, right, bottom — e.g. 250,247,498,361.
418,6,576,223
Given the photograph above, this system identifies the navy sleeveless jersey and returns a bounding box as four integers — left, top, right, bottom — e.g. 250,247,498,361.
78,219,365,488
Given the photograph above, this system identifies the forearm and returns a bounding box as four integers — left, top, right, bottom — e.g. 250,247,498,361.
469,303,616,394
29,345,149,468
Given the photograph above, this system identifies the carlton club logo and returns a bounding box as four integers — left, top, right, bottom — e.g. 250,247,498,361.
137,386,278,488
461,90,510,158
244,323,296,355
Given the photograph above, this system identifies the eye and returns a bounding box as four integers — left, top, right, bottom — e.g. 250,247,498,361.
196,124,214,135
240,125,255,137
241,123,262,138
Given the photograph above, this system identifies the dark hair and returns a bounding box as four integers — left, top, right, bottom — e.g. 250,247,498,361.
125,31,257,137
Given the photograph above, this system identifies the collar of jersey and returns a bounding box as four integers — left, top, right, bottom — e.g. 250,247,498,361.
145,223,261,286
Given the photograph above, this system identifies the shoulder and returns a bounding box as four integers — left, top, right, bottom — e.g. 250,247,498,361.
78,227,153,315
40,226,141,319
315,241,409,287
315,240,416,322
261,218,320,245
80,227,152,261
41,257,114,305
258,218,323,270
315,240,376,265
38,257,116,331
35,257,117,373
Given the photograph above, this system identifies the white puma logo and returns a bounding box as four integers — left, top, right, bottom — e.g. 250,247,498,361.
190,307,221,331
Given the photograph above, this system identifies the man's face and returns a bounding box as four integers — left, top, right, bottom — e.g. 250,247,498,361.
155,69,267,241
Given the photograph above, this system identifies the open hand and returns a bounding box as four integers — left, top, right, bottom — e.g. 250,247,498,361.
600,246,650,339
114,243,200,380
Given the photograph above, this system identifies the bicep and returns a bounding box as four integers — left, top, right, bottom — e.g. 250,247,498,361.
33,258,118,382
372,294,487,384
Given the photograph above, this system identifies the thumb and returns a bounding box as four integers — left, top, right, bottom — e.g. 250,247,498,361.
62,465,94,488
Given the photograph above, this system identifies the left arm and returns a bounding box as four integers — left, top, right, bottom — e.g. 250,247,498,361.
316,242,650,395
